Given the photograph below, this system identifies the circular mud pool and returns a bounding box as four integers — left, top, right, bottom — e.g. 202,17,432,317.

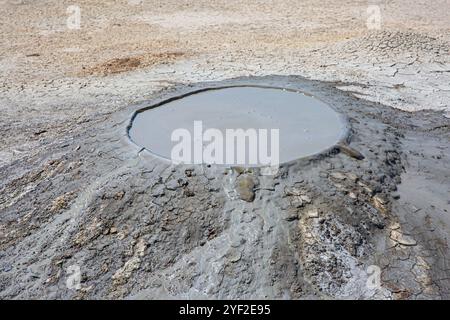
128,86,347,166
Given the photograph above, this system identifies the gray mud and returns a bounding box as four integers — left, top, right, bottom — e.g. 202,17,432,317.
0,76,449,299
128,86,346,165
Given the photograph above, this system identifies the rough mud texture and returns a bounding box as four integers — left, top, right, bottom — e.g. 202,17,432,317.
1,0,449,299
1,76,449,299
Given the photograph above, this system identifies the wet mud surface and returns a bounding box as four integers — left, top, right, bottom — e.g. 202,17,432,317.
128,86,346,165
1,76,449,299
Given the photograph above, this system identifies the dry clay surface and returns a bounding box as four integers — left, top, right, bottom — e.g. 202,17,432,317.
0,0,450,299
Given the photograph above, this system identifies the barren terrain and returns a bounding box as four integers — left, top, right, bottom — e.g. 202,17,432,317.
0,0,449,299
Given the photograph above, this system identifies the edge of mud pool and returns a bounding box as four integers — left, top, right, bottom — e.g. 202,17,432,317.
123,81,351,169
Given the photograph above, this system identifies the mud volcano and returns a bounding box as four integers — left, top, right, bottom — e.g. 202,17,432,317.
128,86,347,166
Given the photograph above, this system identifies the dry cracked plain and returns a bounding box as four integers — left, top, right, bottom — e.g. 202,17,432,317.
0,1,450,299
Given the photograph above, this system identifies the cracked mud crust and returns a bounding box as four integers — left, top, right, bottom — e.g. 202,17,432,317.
1,76,449,299
1,0,449,300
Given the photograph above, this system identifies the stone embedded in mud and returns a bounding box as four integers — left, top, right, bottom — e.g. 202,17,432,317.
337,143,365,160
236,175,256,202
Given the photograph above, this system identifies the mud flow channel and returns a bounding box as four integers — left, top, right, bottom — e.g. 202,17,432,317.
128,86,347,166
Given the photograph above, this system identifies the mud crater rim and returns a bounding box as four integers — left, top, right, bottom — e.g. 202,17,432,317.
127,85,350,167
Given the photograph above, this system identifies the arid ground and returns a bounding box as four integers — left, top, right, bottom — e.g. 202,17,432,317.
0,0,449,299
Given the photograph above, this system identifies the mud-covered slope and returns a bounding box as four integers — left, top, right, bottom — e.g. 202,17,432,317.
1,76,449,299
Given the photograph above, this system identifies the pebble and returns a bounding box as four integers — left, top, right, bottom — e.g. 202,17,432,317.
337,143,365,160
236,175,256,202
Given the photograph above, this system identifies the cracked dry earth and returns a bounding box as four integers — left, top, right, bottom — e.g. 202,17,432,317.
1,1,450,299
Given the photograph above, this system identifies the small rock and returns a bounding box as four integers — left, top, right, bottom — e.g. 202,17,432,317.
337,143,365,160
236,175,256,202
